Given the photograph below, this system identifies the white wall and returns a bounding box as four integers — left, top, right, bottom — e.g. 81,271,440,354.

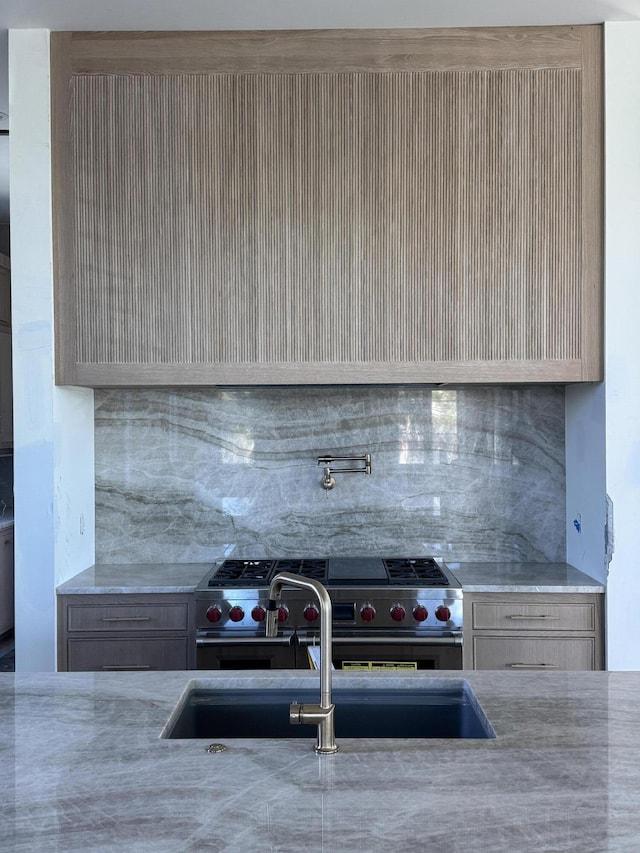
604,22,640,670
9,30,95,672
565,384,607,585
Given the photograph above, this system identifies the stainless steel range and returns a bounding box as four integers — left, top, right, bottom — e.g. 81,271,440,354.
195,557,463,670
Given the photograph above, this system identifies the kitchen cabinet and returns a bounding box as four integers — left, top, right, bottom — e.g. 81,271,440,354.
462,592,604,670
0,254,10,328
0,526,14,636
0,331,12,449
0,254,11,448
57,593,196,672
51,26,602,386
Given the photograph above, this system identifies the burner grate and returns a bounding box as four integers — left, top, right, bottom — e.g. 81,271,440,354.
274,559,329,582
383,558,449,586
207,559,275,587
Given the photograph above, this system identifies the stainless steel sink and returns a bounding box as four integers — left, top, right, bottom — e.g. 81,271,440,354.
162,680,496,740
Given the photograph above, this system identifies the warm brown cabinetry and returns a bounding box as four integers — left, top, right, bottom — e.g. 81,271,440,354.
51,27,603,386
463,593,604,670
57,594,195,672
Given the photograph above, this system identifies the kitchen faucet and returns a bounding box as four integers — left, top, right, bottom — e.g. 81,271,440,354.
266,572,338,754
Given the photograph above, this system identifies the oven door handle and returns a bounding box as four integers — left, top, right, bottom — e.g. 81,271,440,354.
196,634,294,647
298,633,463,647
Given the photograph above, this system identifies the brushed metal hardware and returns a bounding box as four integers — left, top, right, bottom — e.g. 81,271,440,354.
196,635,293,646
101,616,152,622
507,663,560,669
506,615,559,621
317,453,371,491
100,664,152,670
305,634,463,647
268,572,338,754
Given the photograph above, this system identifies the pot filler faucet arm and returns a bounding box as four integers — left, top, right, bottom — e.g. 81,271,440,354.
267,572,338,754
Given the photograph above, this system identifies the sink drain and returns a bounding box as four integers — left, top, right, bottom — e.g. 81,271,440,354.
206,743,227,753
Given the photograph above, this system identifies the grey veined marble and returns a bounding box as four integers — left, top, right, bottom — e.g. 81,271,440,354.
94,386,566,564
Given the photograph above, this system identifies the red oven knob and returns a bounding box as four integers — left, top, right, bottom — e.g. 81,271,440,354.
360,604,376,623
390,604,406,622
413,604,429,622
277,605,289,623
205,605,223,623
435,605,451,622
303,604,320,622
228,605,245,623
251,605,266,622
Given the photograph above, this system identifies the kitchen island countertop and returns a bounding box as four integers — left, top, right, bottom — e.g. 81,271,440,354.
0,668,637,852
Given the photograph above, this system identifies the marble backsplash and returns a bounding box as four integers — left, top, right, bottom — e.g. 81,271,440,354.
94,385,566,564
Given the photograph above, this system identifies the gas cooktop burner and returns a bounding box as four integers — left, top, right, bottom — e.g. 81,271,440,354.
383,558,449,586
207,559,276,585
205,557,456,588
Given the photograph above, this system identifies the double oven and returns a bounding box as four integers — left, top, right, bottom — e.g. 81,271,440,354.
194,557,463,671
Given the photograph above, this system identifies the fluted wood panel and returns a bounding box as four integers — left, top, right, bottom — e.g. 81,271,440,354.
51,27,603,385
72,68,582,367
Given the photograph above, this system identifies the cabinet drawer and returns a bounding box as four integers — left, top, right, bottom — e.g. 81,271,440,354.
67,603,188,632
67,637,189,671
472,601,595,632
473,637,595,671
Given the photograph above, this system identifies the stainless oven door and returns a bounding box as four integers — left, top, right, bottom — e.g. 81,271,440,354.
196,632,296,670
300,632,463,670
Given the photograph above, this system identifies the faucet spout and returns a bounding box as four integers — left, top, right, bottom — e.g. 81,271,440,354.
267,571,338,754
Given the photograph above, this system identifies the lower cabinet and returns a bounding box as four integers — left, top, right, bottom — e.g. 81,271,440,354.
0,527,14,636
57,593,195,672
463,592,604,671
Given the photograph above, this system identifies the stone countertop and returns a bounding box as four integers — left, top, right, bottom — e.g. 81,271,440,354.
447,561,605,593
0,669,638,852
56,562,214,594
0,511,13,531
56,559,605,596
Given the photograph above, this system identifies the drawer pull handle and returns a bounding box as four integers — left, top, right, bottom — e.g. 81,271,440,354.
101,664,152,671
508,663,560,669
101,616,152,623
507,615,559,620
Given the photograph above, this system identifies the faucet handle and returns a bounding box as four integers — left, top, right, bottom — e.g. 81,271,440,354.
266,600,279,637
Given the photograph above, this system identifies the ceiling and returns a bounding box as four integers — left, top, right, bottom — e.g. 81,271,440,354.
2,0,640,229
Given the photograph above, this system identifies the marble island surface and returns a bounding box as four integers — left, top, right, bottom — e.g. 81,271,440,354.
1,669,637,852
56,559,604,595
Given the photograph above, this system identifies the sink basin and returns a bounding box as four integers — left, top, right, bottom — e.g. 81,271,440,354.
162,680,495,740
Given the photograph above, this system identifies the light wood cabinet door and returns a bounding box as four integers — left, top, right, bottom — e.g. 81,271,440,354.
472,601,596,632
57,593,195,672
473,636,596,671
463,592,604,671
51,27,603,387
66,637,189,672
66,602,188,633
